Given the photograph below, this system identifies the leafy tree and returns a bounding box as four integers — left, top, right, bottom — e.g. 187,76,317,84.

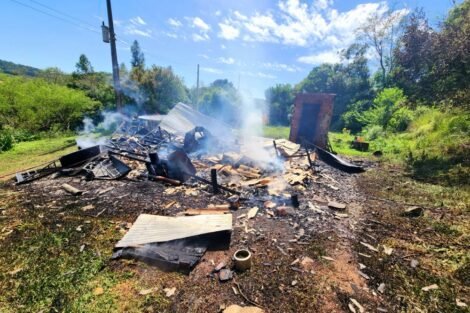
265,84,294,125
393,2,470,107
431,0,470,106
392,9,436,101
75,54,94,75
130,40,145,70
38,67,70,85
0,74,100,133
194,79,240,124
136,65,188,113
69,71,115,110
119,62,129,77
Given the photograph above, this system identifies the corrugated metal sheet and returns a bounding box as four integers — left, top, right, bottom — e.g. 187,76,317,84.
115,214,233,248
159,102,233,138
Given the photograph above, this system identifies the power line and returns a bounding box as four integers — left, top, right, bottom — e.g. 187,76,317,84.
9,0,197,71
9,0,100,34
29,0,99,31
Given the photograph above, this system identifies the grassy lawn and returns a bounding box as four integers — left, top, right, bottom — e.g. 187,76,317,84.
0,136,77,180
262,126,290,139
262,126,374,157
328,132,373,157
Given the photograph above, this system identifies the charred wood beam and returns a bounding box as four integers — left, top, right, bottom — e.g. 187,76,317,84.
211,168,219,194
147,175,181,186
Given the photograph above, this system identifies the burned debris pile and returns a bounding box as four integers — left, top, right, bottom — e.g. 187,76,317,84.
13,100,366,275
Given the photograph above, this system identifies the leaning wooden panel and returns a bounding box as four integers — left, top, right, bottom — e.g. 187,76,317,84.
115,214,233,248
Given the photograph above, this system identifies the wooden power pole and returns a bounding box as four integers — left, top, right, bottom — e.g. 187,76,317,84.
105,0,123,109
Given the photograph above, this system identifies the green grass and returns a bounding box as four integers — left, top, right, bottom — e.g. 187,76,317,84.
328,132,374,157
0,135,77,180
262,126,290,139
358,167,470,312
262,126,375,158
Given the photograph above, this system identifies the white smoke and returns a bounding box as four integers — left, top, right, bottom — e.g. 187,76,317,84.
238,92,283,171
76,111,128,148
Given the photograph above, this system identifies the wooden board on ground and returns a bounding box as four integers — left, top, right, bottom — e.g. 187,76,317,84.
184,208,230,215
116,214,233,248
274,139,301,157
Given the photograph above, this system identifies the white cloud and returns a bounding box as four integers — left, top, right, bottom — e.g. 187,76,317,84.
215,0,406,50
164,32,178,39
192,17,211,32
201,67,222,74
262,62,301,72
192,33,210,42
218,22,240,40
167,18,182,27
125,25,152,38
241,71,276,79
297,50,341,64
314,0,333,10
221,44,226,49
234,11,248,21
123,16,152,38
198,54,209,59
215,10,222,17
218,57,235,64
130,16,146,26
187,17,211,42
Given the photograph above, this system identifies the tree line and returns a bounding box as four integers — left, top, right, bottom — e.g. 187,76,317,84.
266,2,470,133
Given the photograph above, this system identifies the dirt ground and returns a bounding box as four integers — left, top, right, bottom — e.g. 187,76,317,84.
0,157,468,312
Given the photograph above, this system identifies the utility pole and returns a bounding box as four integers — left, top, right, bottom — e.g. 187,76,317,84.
104,0,122,110
195,64,200,110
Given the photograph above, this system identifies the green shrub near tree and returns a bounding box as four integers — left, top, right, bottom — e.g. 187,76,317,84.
0,74,101,152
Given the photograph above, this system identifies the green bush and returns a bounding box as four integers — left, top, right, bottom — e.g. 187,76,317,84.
362,87,408,131
0,74,101,133
365,124,385,141
0,128,13,152
342,100,372,133
388,106,414,131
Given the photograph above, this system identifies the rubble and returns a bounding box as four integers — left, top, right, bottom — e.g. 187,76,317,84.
218,269,233,282
10,101,371,286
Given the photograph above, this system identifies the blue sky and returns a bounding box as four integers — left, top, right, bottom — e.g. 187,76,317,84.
0,0,459,97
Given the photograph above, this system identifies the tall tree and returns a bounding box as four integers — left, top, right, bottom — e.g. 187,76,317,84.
136,65,188,113
130,40,145,69
265,84,294,126
392,9,436,101
75,54,94,75
358,9,406,88
194,79,240,124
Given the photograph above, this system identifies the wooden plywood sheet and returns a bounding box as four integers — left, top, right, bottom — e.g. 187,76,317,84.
116,214,233,248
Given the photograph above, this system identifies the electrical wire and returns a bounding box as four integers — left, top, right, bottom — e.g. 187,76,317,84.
8,0,198,71
9,0,101,34
28,0,100,31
